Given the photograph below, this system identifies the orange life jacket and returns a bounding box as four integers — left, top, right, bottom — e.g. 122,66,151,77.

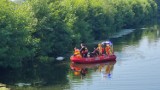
74,49,80,55
97,46,103,54
105,46,112,55
74,49,82,58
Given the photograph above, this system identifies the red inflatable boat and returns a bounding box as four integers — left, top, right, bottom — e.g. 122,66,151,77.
71,41,116,64
70,54,116,64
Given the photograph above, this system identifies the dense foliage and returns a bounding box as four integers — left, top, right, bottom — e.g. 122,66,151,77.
0,0,38,68
155,0,160,14
0,0,158,68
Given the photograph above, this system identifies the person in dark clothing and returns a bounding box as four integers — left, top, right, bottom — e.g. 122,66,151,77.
80,43,88,57
91,48,99,57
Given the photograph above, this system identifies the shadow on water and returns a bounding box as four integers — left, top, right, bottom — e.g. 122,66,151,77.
0,60,70,90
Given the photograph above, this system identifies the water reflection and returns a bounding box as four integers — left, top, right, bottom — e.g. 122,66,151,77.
111,24,160,52
1,24,160,90
70,60,116,79
0,61,69,90
0,83,9,90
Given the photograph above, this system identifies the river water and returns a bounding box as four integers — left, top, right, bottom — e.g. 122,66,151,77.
66,25,160,90
1,24,160,90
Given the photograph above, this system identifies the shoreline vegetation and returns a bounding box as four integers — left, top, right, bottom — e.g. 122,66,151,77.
0,0,158,68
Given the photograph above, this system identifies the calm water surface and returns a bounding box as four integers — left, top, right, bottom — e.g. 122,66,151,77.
1,25,160,90
66,25,160,90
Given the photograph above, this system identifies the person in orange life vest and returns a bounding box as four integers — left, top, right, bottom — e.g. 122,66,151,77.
74,47,82,58
97,43,103,55
80,43,88,58
105,44,112,56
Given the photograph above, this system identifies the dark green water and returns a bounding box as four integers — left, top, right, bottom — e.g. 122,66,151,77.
1,24,160,90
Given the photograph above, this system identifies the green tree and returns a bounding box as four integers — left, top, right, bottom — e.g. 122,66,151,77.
0,0,37,68
29,0,73,60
